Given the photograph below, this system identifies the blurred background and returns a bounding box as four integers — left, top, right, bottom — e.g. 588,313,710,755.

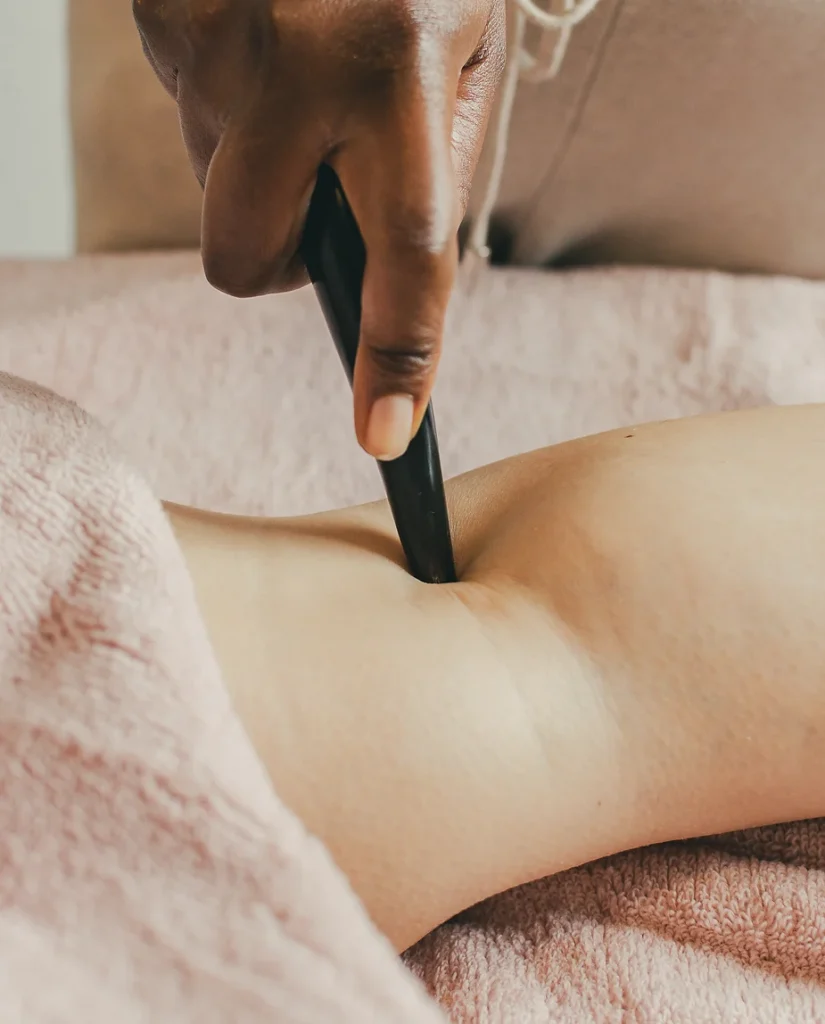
0,1,74,257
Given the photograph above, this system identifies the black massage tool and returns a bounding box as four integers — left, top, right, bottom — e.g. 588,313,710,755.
300,163,457,585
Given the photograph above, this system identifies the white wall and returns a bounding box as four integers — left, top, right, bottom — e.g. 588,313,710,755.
0,0,74,258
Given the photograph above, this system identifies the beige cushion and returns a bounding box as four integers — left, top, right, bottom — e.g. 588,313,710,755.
69,0,201,253
471,0,825,280
69,0,825,277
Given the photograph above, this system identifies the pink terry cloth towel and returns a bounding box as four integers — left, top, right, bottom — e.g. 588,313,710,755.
1,252,825,1021
0,374,442,1022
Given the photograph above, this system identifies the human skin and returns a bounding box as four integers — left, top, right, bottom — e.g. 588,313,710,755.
167,404,825,952
133,0,506,459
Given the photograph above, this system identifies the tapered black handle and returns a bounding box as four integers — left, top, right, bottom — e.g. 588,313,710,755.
300,164,457,584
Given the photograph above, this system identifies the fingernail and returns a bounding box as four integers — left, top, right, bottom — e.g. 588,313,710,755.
365,394,415,461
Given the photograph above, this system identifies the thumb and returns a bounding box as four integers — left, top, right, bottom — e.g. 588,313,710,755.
336,105,460,460
354,240,457,462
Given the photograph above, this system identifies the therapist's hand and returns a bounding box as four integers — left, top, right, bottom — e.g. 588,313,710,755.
133,0,506,459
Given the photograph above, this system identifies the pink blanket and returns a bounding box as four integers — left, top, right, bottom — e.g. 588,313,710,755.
0,253,824,1020
0,374,441,1021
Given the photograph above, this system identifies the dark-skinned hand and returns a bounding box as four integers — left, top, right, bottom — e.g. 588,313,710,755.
133,0,506,459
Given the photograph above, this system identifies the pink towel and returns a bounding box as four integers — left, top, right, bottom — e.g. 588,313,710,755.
0,374,441,1021
0,253,824,1020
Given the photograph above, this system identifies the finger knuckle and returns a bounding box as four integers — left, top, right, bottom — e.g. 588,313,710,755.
297,0,418,77
381,205,458,262
190,0,234,32
487,28,508,84
132,0,167,47
202,246,306,297
367,340,438,389
202,249,270,298
468,9,507,83
387,206,436,252
131,0,159,28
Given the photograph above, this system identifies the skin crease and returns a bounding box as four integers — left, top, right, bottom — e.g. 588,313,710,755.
168,404,825,952
132,0,507,452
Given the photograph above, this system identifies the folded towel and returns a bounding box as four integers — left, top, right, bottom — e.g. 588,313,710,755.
0,373,441,1022
1,253,825,1021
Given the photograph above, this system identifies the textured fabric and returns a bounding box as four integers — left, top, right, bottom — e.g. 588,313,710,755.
4,252,825,516
407,834,825,1022
2,252,825,1020
0,371,442,1022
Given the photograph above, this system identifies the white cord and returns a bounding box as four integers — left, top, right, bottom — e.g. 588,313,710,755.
519,0,576,84
466,0,606,263
513,0,605,32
